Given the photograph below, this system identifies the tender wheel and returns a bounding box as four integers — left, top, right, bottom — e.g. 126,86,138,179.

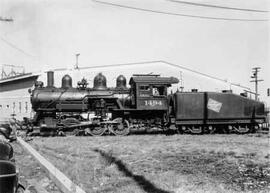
207,125,216,134
88,125,106,136
177,126,184,134
57,130,66,136
111,118,130,136
233,124,250,134
250,124,258,133
188,126,203,134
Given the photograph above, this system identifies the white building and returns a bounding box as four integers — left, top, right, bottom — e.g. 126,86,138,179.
0,73,39,120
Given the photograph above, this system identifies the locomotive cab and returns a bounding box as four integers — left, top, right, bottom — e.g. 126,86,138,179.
129,74,179,110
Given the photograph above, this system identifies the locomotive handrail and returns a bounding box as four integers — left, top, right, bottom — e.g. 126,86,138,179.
44,89,69,109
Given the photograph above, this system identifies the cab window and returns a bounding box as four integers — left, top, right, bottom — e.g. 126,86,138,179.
152,86,165,96
139,85,150,97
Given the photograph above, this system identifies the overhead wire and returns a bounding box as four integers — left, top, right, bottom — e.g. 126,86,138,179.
0,36,36,58
71,60,250,90
161,61,250,90
92,0,268,22
168,0,268,13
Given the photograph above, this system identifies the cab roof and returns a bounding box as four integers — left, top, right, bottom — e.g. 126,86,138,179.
129,76,179,85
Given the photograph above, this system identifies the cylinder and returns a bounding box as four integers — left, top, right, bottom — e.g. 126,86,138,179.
116,75,126,89
93,73,107,90
62,74,72,88
47,71,54,87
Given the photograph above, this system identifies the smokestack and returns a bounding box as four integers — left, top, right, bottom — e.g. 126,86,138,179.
47,71,54,87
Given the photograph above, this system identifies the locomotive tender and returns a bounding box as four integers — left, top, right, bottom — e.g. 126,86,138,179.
29,71,266,135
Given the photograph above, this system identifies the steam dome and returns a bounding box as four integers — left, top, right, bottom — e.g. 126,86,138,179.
93,73,107,90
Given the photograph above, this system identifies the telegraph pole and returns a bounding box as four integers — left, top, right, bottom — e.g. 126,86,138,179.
250,67,263,101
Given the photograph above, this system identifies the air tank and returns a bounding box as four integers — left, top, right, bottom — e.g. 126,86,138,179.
62,74,72,89
116,75,126,89
93,73,107,90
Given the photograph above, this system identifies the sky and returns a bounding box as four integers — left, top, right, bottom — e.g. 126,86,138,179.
0,0,269,103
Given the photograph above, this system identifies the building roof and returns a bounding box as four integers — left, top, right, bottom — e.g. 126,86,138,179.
0,73,39,85
0,73,40,92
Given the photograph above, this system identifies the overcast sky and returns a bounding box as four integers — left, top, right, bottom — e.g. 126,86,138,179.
0,0,269,103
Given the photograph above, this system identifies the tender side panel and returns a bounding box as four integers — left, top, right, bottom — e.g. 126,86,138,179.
174,92,204,123
174,92,266,125
207,92,265,120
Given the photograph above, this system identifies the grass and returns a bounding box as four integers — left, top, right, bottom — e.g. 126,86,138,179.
28,134,270,193
12,142,61,193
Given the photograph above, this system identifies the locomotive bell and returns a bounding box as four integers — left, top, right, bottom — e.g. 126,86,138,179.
62,74,72,88
34,81,44,88
93,73,107,90
116,75,126,89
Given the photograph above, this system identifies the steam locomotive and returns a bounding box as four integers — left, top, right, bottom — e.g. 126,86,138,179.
28,71,266,136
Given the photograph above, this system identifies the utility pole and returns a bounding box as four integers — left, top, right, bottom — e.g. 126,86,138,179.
179,71,184,92
75,53,80,69
250,67,263,101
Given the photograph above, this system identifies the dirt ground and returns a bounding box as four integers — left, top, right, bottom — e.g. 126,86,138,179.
26,134,270,193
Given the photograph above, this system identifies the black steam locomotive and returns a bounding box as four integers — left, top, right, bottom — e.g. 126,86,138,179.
28,71,266,135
